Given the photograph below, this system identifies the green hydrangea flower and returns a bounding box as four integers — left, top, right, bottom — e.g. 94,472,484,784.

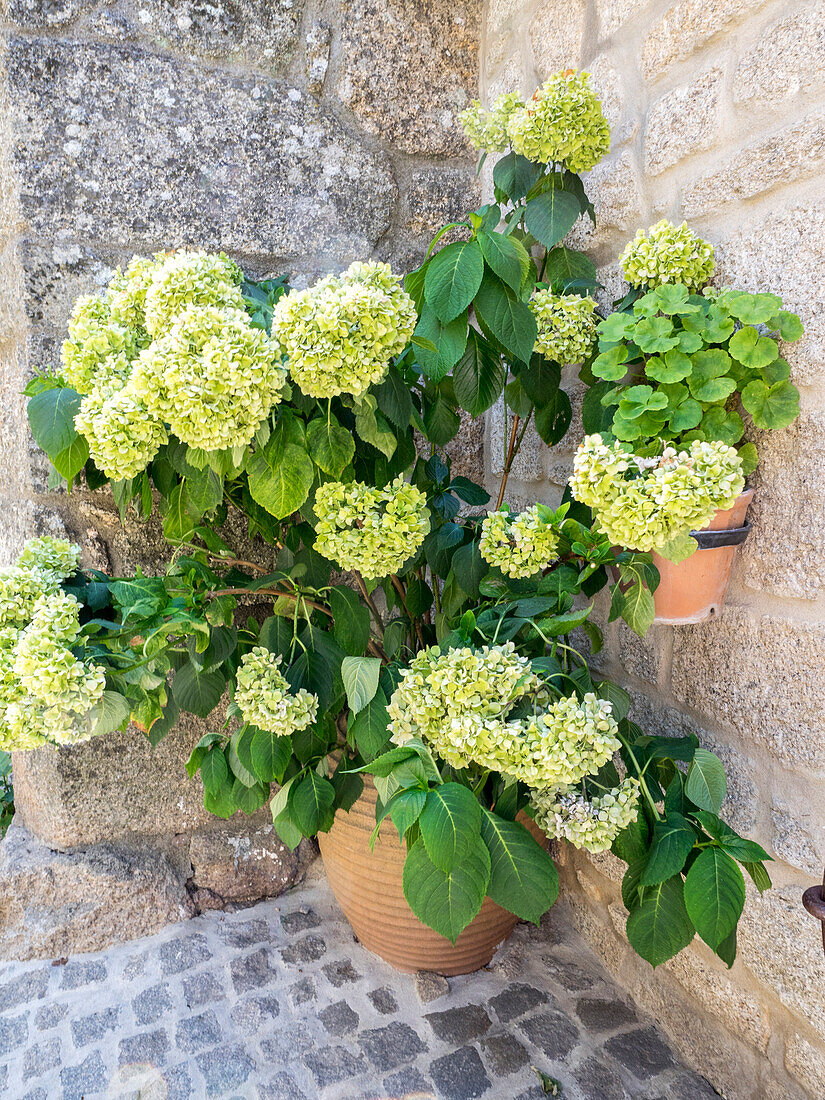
59,294,142,395
143,250,244,337
506,71,610,172
529,291,598,364
131,305,286,452
480,506,560,578
107,253,165,332
234,646,318,736
530,777,640,853
0,565,59,630
17,538,81,585
570,434,745,552
459,93,524,152
621,220,716,291
313,476,430,580
75,382,168,481
271,261,417,399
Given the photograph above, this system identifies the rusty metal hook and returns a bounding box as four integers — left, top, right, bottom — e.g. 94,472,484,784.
802,869,825,956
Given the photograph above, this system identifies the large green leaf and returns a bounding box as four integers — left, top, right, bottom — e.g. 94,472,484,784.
419,783,482,872
451,540,488,598
387,787,428,841
185,465,223,514
200,746,229,796
741,379,800,430
348,688,391,760
227,724,259,788
306,415,355,477
247,439,314,519
329,585,371,656
524,190,580,250
375,368,414,430
353,395,398,459
172,662,226,718
52,434,90,482
452,328,506,415
341,655,381,715
27,386,83,458
250,726,293,784
729,325,778,368
423,392,460,446
291,770,336,835
414,304,468,382
402,835,491,943
88,690,131,738
162,482,198,543
480,810,558,923
626,875,695,967
640,813,696,886
685,748,727,812
478,230,525,292
424,241,485,323
493,151,542,202
684,847,746,949
543,246,597,291
474,272,537,363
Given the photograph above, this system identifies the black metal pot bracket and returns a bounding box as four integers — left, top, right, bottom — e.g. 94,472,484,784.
690,522,752,550
803,871,825,956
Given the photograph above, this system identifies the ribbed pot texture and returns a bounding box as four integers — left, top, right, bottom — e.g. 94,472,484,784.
651,489,754,624
318,776,524,975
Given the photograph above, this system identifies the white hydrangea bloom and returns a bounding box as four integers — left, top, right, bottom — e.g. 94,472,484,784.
480,506,560,578
621,221,716,291
234,647,318,735
131,305,286,452
313,476,430,580
17,538,81,585
570,434,744,552
530,777,641,853
506,71,610,172
459,93,523,152
529,291,597,364
59,294,141,395
107,253,164,331
75,382,168,481
142,250,245,336
0,566,59,630
271,261,416,399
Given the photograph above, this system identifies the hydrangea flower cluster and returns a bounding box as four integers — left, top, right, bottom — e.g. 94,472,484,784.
271,261,417,399
107,254,163,331
142,251,244,337
131,306,286,452
0,539,108,751
459,93,523,152
234,647,318,736
530,777,641,853
480,506,559,578
506,71,610,172
529,291,597,364
570,434,745,553
75,384,169,482
621,220,716,292
313,476,430,580
60,295,143,396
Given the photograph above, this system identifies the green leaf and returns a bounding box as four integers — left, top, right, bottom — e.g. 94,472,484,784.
685,748,727,812
684,847,746,949
414,304,468,382
402,835,491,944
247,440,314,519
329,585,371,656
626,875,695,967
722,290,782,324
424,240,485,323
451,540,489,598
353,395,398,459
592,344,631,381
633,315,678,354
543,246,597,291
419,783,483,872
729,326,778,369
668,397,703,432
52,434,90,482
452,328,506,415
250,726,293,784
690,376,737,403
641,813,697,886
524,189,580,250
474,272,537,363
292,771,336,835
307,415,355,477
743,860,772,893
185,465,223,515
618,581,655,636
645,350,691,384
341,655,382,715
478,230,526,292
232,778,268,815
423,392,461,447
27,386,83,458
162,482,198,543
349,688,391,760
172,662,225,719
773,309,804,342
493,151,542,202
700,407,744,446
387,787,428,841
658,532,698,564
200,747,229,796
88,690,131,738
738,442,758,476
227,725,259,787
741,379,800,430
481,810,559,923
375,368,414,430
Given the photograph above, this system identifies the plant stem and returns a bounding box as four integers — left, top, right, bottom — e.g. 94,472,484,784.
495,413,521,509
208,586,333,618
617,733,662,822
354,573,385,637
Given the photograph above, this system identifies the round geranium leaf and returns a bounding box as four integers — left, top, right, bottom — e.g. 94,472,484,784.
646,349,691,384
690,375,737,404
691,348,731,381
611,413,643,440
675,329,705,353
720,290,782,324
761,357,790,386
668,397,703,431
700,407,745,445
653,284,700,315
598,311,637,342
741,379,800,430
772,309,804,343
729,326,778,369
633,316,679,354
592,343,631,381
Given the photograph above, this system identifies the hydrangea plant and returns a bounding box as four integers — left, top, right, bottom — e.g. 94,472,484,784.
18,73,777,972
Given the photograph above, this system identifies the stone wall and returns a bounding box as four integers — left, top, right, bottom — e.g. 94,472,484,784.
481,1,825,1096
0,0,482,957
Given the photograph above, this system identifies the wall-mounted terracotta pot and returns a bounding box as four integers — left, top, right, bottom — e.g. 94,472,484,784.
651,489,754,625
318,775,542,975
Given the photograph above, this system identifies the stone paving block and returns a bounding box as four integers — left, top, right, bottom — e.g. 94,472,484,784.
196,1043,256,1096
604,1026,676,1077
230,948,279,994
542,956,599,992
519,1010,580,1058
430,1045,492,1099
319,999,359,1035
280,907,321,934
60,959,107,989
415,970,450,1003
368,987,399,1014
489,982,549,1022
384,1065,433,1095
34,1002,67,1030
60,1051,107,1100
0,968,49,1010
218,918,268,949
288,976,317,1007
70,1005,119,1046
0,1011,28,1057
159,933,212,976
322,959,361,986
182,971,225,1008
132,982,173,1025
258,1071,309,1100
359,1020,428,1071
21,1035,61,1080
424,1003,492,1043
573,1054,632,1099
576,997,638,1033
176,1010,223,1054
280,934,326,965
303,1043,369,1086
480,1032,530,1075
118,1028,170,1067
229,993,280,1034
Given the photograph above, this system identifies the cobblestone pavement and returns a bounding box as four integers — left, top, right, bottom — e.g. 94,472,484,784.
0,864,718,1100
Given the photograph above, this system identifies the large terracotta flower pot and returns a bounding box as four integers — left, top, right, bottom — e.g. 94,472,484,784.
651,489,754,625
318,775,539,975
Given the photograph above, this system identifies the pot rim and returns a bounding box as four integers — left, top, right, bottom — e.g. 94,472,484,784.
689,522,752,550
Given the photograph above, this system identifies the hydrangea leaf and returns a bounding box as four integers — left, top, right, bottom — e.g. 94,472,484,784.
424,240,485,323
419,783,483,872
478,229,525,292
452,328,506,415
640,812,697,886
413,303,468,382
685,748,727,812
247,440,314,519
341,655,381,715
474,272,537,363
626,875,695,967
306,414,355,478
480,810,559,923
250,726,292,784
402,835,490,944
657,532,698,564
291,771,336,835
684,848,746,949
524,189,580,250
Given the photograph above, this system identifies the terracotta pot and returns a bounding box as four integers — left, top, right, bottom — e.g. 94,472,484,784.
651,489,754,625
318,775,543,975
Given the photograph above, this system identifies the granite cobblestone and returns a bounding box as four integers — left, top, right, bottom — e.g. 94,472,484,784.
0,875,712,1098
